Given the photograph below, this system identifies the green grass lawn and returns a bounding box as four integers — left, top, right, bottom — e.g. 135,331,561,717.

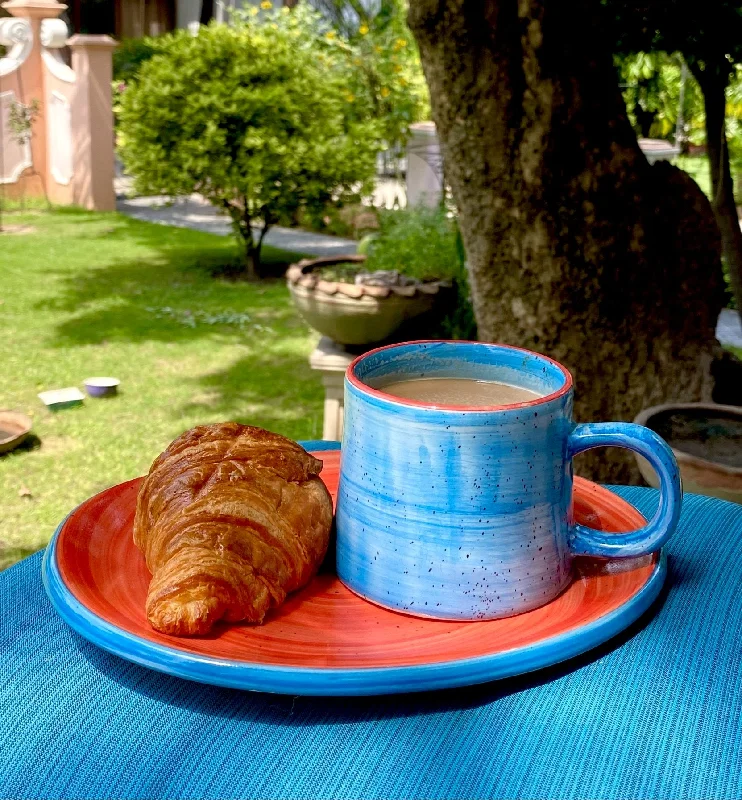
677,154,712,198
0,209,322,570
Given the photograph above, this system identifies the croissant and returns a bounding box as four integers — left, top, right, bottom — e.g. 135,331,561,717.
133,423,333,636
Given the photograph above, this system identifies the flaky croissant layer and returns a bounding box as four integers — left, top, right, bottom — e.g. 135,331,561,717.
133,424,333,635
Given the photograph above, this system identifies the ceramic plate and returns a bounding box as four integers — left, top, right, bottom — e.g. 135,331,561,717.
43,442,665,696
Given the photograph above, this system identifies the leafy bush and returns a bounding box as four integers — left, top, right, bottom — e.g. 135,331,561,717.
118,8,382,278
614,52,705,143
341,5,429,153
309,0,429,151
364,206,477,338
112,37,161,84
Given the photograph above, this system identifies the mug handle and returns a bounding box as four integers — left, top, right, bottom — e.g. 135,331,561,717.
567,422,682,558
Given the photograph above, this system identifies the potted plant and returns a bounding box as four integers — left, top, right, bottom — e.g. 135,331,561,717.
286,206,475,346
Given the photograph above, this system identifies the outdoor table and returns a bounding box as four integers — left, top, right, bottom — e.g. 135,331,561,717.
1,488,741,799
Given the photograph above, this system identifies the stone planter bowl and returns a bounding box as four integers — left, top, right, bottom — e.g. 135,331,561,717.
0,411,32,455
286,255,447,346
633,402,742,504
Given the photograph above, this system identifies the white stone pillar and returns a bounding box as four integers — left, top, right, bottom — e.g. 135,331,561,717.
406,121,443,208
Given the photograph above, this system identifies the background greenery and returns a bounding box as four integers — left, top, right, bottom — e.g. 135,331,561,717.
615,52,742,190
0,209,321,570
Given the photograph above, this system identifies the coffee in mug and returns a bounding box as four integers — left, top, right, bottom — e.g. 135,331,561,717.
376,377,542,407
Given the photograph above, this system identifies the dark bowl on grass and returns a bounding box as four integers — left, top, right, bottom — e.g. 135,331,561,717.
84,378,120,398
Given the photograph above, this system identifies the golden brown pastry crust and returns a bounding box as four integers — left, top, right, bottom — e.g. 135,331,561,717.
133,423,333,636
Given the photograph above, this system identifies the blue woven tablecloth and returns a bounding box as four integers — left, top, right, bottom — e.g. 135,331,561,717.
1,488,741,800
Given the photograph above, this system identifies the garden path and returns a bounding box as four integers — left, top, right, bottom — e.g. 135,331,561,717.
117,194,358,258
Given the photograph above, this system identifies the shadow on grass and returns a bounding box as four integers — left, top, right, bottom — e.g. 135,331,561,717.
40,213,307,347
52,302,297,347
177,348,321,425
0,435,42,458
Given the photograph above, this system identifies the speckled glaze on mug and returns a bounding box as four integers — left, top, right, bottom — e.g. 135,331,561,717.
336,341,682,621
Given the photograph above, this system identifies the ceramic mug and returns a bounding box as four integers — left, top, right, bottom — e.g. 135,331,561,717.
336,341,682,620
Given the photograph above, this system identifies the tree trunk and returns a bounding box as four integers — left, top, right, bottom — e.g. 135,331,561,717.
245,249,259,282
408,0,733,483
690,61,742,326
223,200,261,280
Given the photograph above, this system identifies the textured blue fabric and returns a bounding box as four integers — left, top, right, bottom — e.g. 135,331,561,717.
1,489,741,800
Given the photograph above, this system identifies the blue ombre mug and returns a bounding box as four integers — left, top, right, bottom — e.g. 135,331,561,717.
336,341,682,620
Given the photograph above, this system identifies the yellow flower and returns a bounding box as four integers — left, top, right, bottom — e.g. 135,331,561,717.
359,23,369,35
260,0,272,8
326,30,336,40
398,77,407,87
280,6,289,14
393,63,402,73
394,38,407,50
353,57,362,66
374,45,382,53
345,93,355,102
380,86,390,98
249,6,259,15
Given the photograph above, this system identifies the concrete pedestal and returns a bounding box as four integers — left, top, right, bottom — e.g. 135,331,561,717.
309,337,356,442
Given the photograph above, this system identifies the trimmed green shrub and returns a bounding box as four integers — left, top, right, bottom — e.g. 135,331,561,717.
118,8,382,278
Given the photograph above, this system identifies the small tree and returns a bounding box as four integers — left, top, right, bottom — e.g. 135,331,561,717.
0,98,42,231
118,8,382,279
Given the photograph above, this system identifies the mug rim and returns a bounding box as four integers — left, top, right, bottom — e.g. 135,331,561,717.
346,340,573,412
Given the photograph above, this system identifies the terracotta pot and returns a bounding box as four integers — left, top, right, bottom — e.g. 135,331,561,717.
633,403,742,504
286,255,447,346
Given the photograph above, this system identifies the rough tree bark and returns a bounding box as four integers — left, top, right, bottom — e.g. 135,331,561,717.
690,60,742,325
408,0,737,483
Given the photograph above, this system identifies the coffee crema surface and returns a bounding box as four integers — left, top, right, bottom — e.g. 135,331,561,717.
376,377,543,407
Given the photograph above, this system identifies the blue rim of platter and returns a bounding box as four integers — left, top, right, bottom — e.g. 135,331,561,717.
42,441,667,696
